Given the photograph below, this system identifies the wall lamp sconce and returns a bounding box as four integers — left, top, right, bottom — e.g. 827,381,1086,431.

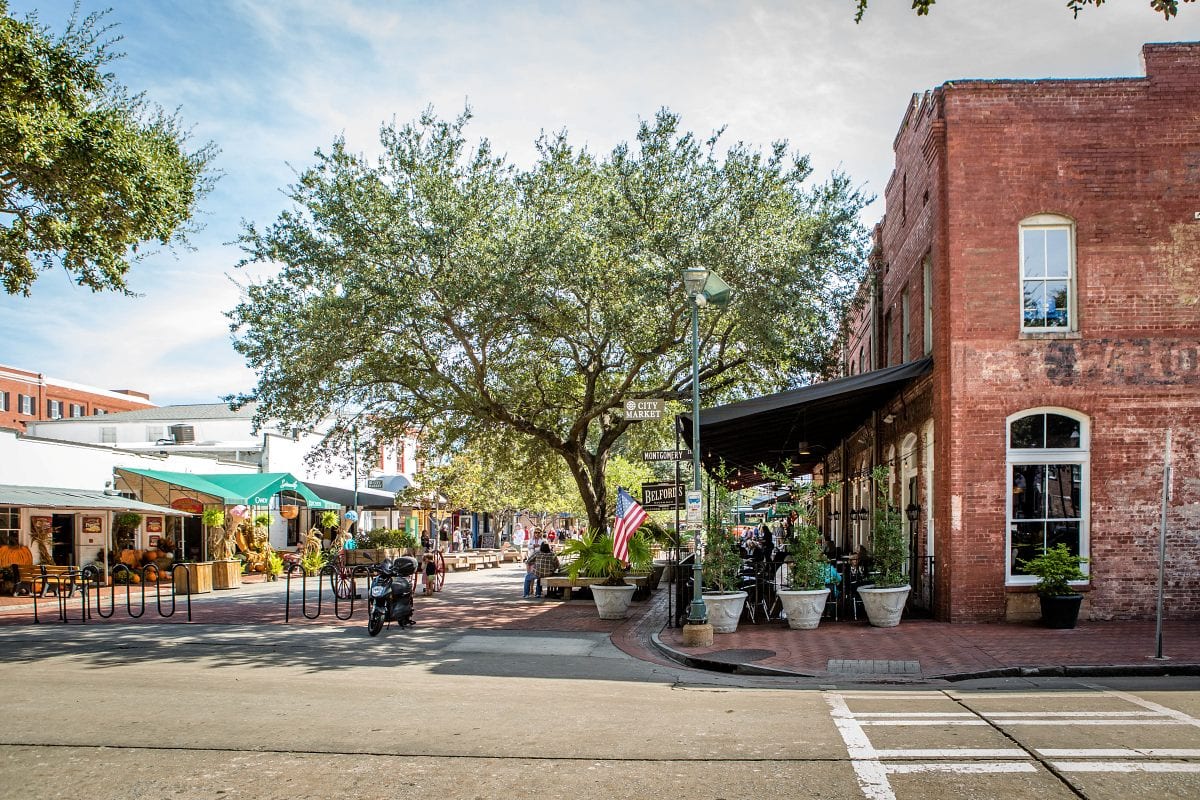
905,503,921,523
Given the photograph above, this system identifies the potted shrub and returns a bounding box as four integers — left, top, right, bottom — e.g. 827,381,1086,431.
697,474,746,634
858,465,910,627
559,529,652,619
1020,543,1088,628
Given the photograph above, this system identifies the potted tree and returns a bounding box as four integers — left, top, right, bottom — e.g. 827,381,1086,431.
559,529,652,619
1020,543,1088,628
858,465,910,627
777,493,838,630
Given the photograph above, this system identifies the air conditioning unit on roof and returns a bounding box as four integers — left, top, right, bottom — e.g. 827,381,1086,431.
169,424,195,443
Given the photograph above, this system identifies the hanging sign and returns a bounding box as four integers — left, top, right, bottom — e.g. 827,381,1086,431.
623,399,664,420
685,490,703,524
640,481,684,510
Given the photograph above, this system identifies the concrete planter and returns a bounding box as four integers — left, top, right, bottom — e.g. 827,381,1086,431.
703,591,748,634
858,584,910,628
777,588,830,630
590,583,637,620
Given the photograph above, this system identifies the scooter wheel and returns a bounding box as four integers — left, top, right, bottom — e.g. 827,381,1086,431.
367,611,384,637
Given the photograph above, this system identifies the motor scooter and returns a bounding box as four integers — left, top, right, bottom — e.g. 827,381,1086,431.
367,556,417,636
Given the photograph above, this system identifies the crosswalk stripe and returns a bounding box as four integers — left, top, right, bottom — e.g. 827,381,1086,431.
884,762,1039,774
1038,748,1200,758
874,749,1028,759
1052,762,1200,773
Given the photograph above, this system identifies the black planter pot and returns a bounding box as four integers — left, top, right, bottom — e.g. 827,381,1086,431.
1040,594,1083,629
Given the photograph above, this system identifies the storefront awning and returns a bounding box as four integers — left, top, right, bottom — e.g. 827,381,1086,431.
116,469,338,510
679,357,933,482
0,484,190,515
302,482,401,510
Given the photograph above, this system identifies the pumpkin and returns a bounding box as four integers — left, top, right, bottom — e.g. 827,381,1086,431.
129,573,141,584
119,549,141,568
0,545,33,568
142,550,159,564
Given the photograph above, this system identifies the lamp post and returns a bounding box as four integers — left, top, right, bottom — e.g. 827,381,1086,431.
682,266,710,628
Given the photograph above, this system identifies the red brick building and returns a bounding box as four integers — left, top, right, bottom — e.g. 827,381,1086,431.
693,42,1199,623
841,41,1200,622
0,364,155,432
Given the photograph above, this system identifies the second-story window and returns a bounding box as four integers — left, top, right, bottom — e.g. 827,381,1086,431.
47,399,63,419
1020,214,1075,332
18,394,34,415
70,403,85,417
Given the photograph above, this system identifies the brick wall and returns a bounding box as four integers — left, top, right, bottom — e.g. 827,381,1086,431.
869,42,1200,622
0,365,155,432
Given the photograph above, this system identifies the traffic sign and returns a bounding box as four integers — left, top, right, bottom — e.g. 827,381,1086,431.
686,490,703,524
642,449,693,462
623,399,664,420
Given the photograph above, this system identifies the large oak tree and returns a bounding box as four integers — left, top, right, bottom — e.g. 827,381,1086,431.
0,2,215,295
230,109,869,531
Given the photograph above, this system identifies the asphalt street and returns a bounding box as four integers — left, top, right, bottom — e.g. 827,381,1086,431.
2,567,1199,799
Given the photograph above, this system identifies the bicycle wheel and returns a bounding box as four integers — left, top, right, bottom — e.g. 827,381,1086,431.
434,551,446,591
331,554,354,599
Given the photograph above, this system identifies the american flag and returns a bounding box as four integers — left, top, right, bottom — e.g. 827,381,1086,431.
612,487,648,565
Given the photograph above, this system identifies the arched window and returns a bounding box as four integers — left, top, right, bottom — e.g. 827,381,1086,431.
1020,214,1076,333
1006,409,1089,584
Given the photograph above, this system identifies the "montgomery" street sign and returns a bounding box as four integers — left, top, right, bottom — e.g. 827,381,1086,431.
642,449,693,462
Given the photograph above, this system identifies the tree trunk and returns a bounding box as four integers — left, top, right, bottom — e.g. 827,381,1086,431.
564,447,608,532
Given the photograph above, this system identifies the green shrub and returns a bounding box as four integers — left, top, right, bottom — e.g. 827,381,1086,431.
870,465,907,589
1020,543,1088,598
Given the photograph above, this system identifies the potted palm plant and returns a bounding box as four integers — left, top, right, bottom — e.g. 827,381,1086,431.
1020,543,1088,628
858,465,910,627
559,529,652,619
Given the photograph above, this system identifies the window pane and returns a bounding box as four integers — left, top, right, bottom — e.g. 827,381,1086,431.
1023,229,1046,277
1045,281,1069,327
1012,464,1045,519
1023,281,1046,327
1010,522,1044,575
1045,229,1069,277
1047,521,1081,556
1045,414,1081,448
1010,415,1044,449
1045,464,1082,518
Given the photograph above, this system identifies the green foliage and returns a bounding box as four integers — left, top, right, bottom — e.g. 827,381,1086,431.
0,2,216,295
701,525,743,594
319,510,340,530
361,528,418,550
113,512,142,532
202,508,225,528
700,466,742,593
1020,544,1089,598
559,528,652,585
869,465,907,589
300,548,327,577
854,0,1191,23
265,552,284,577
757,462,839,590
253,513,272,529
230,108,869,532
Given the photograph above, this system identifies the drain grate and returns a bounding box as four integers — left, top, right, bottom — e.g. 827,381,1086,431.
703,648,777,664
827,659,921,675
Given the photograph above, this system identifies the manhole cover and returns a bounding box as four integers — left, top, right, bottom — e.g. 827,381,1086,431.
703,648,776,664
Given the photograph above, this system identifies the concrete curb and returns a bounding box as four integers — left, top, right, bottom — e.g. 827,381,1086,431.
648,629,1200,683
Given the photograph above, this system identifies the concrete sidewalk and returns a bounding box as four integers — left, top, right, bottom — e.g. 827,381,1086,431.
648,603,1200,681
4,561,1198,683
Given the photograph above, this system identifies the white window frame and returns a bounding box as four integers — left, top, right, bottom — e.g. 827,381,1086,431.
47,399,62,419
1019,214,1076,334
18,394,34,415
0,392,8,412
1005,407,1089,586
69,403,84,418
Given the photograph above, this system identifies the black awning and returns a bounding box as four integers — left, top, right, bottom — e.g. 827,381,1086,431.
302,482,401,510
679,357,933,482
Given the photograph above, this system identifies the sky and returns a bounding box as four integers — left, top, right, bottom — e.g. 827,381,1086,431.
1,0,1195,406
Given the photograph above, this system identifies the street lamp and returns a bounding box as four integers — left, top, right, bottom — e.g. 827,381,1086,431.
681,266,730,634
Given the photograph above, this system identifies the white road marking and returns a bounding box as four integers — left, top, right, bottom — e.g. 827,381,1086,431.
1039,748,1200,758
1086,685,1200,729
985,711,1160,718
997,719,1181,726
874,749,1028,759
885,762,1039,774
856,712,976,718
860,720,989,726
1053,762,1200,773
825,692,895,800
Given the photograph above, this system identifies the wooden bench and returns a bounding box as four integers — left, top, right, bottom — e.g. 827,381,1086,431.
541,574,648,601
11,564,88,597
